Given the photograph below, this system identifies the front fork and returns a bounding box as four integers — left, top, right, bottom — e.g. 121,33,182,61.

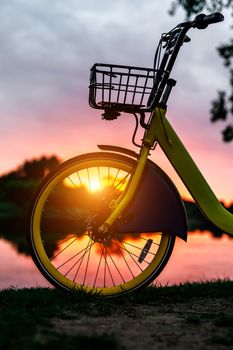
98,108,161,234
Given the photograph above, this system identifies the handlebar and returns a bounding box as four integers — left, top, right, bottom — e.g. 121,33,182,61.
193,12,224,29
180,12,224,29
149,12,224,110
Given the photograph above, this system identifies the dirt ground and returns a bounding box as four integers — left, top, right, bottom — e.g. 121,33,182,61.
52,296,233,350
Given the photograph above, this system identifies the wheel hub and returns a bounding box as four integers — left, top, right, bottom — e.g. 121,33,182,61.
87,215,112,243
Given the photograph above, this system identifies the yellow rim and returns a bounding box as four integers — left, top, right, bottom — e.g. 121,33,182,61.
31,157,172,296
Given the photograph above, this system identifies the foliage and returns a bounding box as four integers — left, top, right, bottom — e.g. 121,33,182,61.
169,0,233,142
0,155,60,255
0,155,60,205
169,0,233,17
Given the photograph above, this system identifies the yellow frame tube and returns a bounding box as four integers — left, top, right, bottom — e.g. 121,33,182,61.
153,108,233,236
101,146,150,229
101,107,233,236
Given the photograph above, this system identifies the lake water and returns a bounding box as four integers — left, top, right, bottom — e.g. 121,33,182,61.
0,230,233,290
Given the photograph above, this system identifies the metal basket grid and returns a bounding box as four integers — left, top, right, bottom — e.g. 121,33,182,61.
89,63,159,113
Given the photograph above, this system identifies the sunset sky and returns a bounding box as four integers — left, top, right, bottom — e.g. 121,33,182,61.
0,0,232,204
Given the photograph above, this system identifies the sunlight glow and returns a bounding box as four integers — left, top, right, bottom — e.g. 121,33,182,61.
89,177,101,192
63,166,129,193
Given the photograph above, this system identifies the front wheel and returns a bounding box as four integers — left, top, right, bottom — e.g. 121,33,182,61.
28,152,175,296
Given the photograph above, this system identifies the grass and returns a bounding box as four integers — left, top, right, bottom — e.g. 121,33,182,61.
1,279,232,311
0,280,233,349
0,279,233,317
0,288,121,349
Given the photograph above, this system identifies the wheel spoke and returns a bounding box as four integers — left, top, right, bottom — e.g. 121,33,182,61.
68,175,79,189
105,172,130,197
43,207,84,221
65,239,95,279
56,239,93,269
105,247,126,283
103,245,107,288
50,237,79,261
98,167,102,190
87,168,91,192
113,240,135,278
93,244,104,287
111,241,144,271
116,173,130,191
43,233,87,244
121,239,158,255
139,233,162,241
112,241,150,265
108,167,110,186
77,171,82,187
104,245,116,287
111,168,120,188
83,241,92,285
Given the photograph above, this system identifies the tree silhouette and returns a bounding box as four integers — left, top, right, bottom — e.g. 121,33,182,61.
21,156,60,180
1,155,60,182
0,155,60,205
0,155,61,255
169,0,233,142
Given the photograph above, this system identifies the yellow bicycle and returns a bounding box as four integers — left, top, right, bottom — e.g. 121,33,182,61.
28,12,233,296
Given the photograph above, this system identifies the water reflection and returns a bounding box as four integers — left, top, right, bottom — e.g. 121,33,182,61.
1,200,231,260
0,238,50,289
1,230,233,289
49,232,162,288
0,217,28,255
1,169,232,289
158,231,233,285
1,203,233,289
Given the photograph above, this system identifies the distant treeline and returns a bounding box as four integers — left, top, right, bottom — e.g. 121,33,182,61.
184,200,233,237
0,155,232,255
0,156,60,254
0,155,60,219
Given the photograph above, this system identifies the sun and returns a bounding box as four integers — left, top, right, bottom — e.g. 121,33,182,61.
89,178,101,192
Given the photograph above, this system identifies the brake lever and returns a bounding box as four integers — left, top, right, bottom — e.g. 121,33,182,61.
162,31,191,49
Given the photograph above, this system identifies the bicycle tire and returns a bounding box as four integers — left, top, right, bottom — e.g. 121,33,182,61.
27,152,175,296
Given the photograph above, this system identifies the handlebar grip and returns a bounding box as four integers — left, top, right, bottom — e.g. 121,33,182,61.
194,12,224,29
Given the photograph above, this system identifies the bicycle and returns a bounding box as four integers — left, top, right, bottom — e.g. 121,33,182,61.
27,12,233,297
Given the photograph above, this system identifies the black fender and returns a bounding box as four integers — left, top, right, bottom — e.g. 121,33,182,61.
98,145,188,241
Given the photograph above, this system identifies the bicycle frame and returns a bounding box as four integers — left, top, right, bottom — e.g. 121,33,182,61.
100,107,233,236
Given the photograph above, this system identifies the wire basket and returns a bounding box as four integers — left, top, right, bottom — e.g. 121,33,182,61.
89,63,159,113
